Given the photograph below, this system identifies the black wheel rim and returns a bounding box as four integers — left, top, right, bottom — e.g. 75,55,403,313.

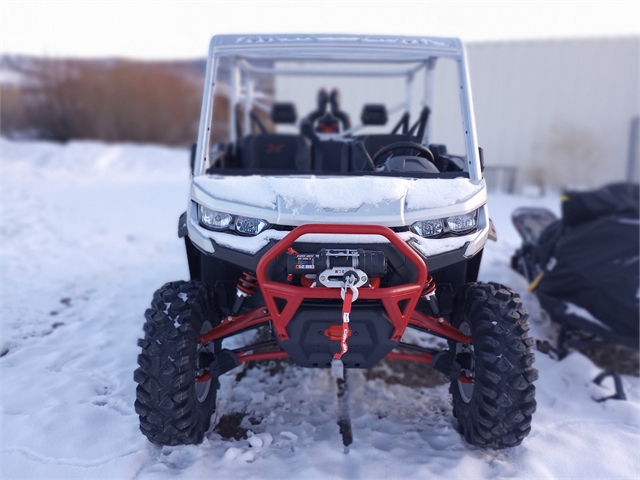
456,321,475,403
195,321,213,402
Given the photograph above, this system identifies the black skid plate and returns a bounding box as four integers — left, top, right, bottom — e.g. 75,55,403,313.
278,304,397,368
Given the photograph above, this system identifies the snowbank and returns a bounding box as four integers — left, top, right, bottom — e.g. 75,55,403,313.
1,140,638,479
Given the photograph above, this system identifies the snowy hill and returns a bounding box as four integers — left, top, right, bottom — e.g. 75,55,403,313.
1,139,638,479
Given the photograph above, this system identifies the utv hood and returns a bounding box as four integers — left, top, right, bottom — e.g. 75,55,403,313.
191,175,486,226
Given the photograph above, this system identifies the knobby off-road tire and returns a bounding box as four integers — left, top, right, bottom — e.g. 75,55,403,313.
134,280,218,445
449,282,538,449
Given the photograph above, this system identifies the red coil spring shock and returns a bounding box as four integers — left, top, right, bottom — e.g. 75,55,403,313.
237,271,259,296
422,275,437,297
231,271,259,315
421,275,440,316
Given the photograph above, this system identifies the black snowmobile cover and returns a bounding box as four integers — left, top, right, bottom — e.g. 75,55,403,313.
533,183,639,349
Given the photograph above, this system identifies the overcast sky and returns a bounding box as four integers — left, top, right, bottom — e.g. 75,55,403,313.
1,1,638,60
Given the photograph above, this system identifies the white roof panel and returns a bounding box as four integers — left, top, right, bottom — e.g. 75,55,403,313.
209,34,464,61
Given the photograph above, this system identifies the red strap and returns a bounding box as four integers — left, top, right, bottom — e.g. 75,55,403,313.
333,288,353,359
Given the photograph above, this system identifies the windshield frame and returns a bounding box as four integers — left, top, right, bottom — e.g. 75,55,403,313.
194,34,480,180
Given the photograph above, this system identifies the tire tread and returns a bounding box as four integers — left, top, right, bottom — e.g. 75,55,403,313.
450,282,538,449
134,280,217,446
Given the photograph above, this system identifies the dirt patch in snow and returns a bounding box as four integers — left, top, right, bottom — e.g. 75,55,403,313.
214,412,248,440
364,358,449,388
578,344,639,376
240,350,450,389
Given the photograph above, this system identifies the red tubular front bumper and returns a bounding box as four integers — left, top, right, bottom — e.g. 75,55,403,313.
256,224,427,341
200,223,472,362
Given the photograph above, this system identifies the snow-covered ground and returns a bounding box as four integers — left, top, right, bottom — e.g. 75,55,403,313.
1,139,638,479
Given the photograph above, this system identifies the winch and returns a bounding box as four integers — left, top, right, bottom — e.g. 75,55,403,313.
286,248,387,288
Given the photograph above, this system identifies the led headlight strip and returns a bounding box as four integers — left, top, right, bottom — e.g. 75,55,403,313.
197,204,269,236
411,210,478,238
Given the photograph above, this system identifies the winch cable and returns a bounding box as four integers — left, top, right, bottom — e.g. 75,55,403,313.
336,288,353,358
332,274,358,452
332,274,358,369
337,371,353,452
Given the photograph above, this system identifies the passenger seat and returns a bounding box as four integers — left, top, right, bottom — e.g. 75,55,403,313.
238,134,312,171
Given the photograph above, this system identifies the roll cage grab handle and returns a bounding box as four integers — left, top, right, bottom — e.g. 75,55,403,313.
255,224,428,341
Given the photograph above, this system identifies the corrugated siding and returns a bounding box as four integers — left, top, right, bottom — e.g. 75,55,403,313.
466,38,640,188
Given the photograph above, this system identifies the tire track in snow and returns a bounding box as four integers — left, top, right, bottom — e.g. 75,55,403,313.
1,446,150,468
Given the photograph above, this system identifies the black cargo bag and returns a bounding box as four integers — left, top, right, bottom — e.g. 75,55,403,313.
532,183,639,350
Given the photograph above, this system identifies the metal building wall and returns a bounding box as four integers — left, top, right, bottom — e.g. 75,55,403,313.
466,38,640,190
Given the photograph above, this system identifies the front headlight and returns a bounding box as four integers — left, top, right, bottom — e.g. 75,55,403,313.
410,219,444,237
197,204,269,236
198,205,233,230
411,209,478,238
235,216,269,236
446,211,477,233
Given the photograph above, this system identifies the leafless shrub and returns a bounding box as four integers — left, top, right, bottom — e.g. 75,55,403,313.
2,57,203,145
1,83,31,137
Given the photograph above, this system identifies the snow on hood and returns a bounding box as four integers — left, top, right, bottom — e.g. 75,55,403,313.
193,175,484,213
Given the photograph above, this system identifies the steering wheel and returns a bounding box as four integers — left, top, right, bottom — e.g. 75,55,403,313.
371,141,435,166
